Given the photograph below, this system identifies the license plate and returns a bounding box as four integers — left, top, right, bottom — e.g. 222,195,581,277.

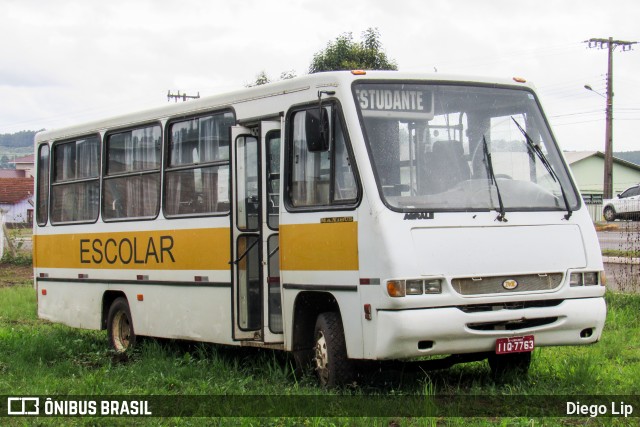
495,335,534,354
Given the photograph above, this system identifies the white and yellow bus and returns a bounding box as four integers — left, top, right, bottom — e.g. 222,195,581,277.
33,71,606,386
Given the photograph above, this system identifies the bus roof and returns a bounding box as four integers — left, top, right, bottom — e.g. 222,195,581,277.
35,71,534,144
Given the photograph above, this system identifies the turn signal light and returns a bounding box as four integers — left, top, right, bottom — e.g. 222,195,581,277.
387,280,405,297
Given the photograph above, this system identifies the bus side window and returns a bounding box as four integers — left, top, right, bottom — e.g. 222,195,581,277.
50,135,100,224
266,131,281,229
103,125,161,221
333,118,357,201
288,106,358,208
165,112,234,217
36,143,50,226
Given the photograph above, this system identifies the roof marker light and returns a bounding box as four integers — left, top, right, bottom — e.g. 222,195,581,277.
351,70,367,75
513,77,527,83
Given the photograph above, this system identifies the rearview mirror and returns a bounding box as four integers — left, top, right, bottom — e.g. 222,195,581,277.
305,108,330,152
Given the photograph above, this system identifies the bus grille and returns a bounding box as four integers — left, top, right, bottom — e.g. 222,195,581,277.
458,299,564,313
467,317,558,331
451,273,563,295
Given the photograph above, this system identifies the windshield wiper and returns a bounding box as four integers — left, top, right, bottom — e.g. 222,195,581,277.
511,117,573,220
482,135,507,222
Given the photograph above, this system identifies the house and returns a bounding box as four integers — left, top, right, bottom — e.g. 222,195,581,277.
0,170,25,178
563,151,640,202
0,178,34,224
0,154,34,179
10,154,35,178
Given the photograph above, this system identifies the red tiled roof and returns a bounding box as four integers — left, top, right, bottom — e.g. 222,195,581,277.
0,178,34,204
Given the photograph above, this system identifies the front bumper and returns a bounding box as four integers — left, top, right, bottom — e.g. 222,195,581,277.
374,297,606,359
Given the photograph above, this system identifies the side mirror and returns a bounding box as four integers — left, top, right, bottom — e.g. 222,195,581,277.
305,107,330,152
617,194,622,199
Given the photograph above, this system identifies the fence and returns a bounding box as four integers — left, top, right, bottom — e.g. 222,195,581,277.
585,202,603,223
0,211,4,259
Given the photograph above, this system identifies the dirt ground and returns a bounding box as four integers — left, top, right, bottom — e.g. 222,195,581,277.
0,264,33,287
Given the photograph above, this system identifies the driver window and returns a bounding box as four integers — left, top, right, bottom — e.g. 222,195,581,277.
288,105,358,208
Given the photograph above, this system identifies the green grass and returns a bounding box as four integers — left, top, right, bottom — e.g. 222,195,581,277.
603,249,640,258
1,282,639,425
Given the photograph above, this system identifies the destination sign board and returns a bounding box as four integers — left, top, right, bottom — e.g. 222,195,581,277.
355,85,434,119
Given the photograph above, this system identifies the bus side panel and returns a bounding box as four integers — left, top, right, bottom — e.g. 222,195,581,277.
125,285,235,345
279,215,364,358
355,193,393,360
37,280,105,330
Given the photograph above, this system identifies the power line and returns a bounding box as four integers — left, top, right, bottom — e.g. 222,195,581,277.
551,118,604,127
550,109,603,118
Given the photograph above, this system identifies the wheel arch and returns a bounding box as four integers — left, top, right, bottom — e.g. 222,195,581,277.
291,291,342,352
101,290,128,330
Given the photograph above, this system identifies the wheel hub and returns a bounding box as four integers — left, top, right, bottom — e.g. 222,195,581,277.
113,311,131,352
315,331,329,383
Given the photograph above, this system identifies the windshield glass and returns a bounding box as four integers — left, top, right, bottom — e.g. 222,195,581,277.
354,82,579,212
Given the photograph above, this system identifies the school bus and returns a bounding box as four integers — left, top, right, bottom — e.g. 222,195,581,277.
33,71,606,386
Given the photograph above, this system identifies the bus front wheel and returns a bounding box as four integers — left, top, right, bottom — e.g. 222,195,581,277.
107,297,136,352
314,312,351,387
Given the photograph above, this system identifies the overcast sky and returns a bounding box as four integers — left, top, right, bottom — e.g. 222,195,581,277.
1,0,638,152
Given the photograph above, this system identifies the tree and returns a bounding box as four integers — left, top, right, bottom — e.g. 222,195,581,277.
246,70,271,87
309,28,397,73
0,155,10,169
246,70,297,87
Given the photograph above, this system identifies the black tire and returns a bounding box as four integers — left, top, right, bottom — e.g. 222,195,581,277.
314,312,351,387
107,297,136,352
603,206,616,222
488,352,532,379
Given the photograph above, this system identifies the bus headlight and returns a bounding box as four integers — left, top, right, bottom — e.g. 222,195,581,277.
386,279,443,297
424,279,442,294
570,271,601,287
406,280,423,295
570,273,582,286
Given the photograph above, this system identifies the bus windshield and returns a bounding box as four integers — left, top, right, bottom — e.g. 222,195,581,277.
354,82,580,213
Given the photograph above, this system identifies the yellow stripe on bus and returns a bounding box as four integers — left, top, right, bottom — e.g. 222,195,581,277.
33,228,231,270
280,221,358,271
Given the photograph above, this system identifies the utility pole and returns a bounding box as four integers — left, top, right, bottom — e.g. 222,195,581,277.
584,37,637,199
167,90,200,102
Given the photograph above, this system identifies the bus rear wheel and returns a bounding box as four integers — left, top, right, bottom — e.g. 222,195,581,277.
107,297,136,352
314,312,351,387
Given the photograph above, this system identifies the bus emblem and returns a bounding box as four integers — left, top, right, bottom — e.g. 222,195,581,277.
502,279,518,290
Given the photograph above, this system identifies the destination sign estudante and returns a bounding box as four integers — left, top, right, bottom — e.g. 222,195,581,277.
355,85,434,119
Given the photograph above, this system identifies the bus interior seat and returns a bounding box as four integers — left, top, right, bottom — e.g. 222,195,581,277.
423,140,470,193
